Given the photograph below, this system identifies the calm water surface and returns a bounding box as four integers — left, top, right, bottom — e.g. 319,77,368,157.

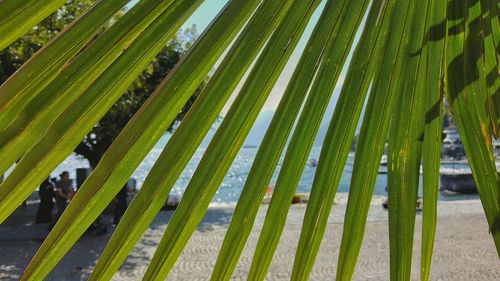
48,144,478,206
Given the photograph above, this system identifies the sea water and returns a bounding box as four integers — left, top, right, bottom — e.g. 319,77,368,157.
48,146,479,206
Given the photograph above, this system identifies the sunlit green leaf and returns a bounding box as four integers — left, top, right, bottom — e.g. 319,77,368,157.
89,1,291,279
445,0,500,254
213,0,361,278
292,0,390,279
142,1,322,279
0,0,68,50
0,0,129,130
248,0,371,279
0,0,497,279
0,0,177,176
420,0,446,279
386,0,428,278
17,0,259,279
336,0,416,279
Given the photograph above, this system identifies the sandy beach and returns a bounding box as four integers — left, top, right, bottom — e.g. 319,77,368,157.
0,194,498,280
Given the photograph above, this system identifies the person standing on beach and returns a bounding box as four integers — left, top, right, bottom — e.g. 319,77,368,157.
54,171,73,217
36,177,55,223
113,184,129,225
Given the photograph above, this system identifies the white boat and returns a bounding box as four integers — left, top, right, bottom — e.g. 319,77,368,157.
378,155,388,174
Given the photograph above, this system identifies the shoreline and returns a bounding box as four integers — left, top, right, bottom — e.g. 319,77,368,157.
0,197,498,280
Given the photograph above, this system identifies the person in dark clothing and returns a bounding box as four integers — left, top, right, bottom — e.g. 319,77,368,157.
113,184,129,225
36,177,55,223
54,171,73,217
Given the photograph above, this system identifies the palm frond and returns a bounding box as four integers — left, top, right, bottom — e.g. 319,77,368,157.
293,0,389,279
420,0,446,279
0,0,498,280
91,0,290,279
0,0,67,50
445,0,500,253
0,0,129,128
248,0,370,278
336,0,416,278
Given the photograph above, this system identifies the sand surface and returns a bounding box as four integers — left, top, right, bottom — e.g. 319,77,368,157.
0,194,498,280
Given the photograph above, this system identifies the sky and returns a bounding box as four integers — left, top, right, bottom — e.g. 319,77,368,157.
127,0,350,113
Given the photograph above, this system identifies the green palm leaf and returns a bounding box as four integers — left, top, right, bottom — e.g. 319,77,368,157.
386,0,427,278
142,1,321,279
0,0,130,130
212,0,361,278
16,0,258,279
446,0,500,252
420,0,446,279
89,1,291,279
292,0,390,279
248,0,370,279
0,0,68,50
0,0,178,175
0,0,498,280
0,0,200,224
335,0,415,278
479,0,500,135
